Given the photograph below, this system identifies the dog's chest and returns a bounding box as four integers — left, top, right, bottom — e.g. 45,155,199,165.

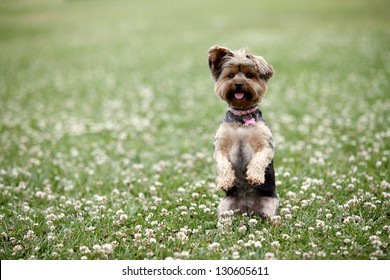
215,119,273,165
229,126,256,167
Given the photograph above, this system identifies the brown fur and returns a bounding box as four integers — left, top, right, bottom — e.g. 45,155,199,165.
208,45,279,219
209,46,273,109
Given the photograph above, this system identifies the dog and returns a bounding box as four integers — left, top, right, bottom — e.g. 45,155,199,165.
208,45,279,219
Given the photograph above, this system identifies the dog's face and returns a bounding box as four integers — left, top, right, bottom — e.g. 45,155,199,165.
208,45,273,109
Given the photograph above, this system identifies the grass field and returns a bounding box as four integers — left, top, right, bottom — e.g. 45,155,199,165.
0,0,389,260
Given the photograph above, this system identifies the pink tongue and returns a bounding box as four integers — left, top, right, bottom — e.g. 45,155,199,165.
234,93,245,99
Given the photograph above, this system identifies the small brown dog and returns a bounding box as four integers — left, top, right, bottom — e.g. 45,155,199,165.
208,45,279,219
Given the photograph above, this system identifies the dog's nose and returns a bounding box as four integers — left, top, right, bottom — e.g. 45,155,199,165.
235,83,243,90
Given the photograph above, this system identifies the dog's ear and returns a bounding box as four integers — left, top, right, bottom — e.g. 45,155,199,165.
252,55,274,81
208,45,232,81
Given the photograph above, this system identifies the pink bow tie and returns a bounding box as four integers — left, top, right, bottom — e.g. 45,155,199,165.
244,118,256,126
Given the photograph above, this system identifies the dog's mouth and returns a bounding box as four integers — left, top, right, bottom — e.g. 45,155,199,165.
228,91,251,101
226,90,259,109
234,92,245,100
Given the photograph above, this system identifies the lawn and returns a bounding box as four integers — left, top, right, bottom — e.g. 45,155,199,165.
0,0,389,260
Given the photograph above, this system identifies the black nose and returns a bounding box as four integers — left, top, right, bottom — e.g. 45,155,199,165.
235,83,243,90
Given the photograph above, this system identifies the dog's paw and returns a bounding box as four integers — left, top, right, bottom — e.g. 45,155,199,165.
217,169,235,191
246,167,265,185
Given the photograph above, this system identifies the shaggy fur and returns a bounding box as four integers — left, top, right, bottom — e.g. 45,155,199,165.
208,45,279,219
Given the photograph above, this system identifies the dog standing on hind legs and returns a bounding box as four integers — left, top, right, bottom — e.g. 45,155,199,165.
208,45,279,220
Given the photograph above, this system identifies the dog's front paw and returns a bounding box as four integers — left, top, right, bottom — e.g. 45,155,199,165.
217,169,235,191
246,167,265,186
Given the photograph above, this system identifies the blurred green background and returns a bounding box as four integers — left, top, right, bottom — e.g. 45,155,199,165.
0,0,389,260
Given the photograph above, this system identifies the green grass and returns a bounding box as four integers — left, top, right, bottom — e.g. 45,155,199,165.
0,0,389,260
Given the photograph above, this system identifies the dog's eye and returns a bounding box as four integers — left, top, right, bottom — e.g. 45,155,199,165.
245,73,254,79
228,73,235,78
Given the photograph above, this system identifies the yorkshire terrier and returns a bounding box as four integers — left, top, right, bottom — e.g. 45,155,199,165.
208,45,279,219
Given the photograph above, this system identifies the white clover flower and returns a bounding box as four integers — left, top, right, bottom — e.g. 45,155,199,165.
102,244,113,254
317,251,326,257
174,251,190,259
24,230,36,240
134,233,142,241
301,200,309,207
48,234,56,242
46,213,57,221
177,187,185,193
92,245,102,253
145,228,155,238
80,246,91,254
286,191,297,199
264,252,275,260
248,219,257,227
119,214,128,221
35,191,46,199
149,186,157,195
370,249,385,259
380,180,389,189
87,226,96,232
270,215,281,226
176,231,188,242
232,251,240,259
134,225,142,232
364,202,376,209
12,245,23,254
160,208,168,216
271,241,280,249
347,184,355,191
1,232,7,239
280,208,290,215
208,242,220,251
153,197,162,204
192,193,199,199
146,251,154,258
316,220,325,228
220,210,234,218
238,225,247,233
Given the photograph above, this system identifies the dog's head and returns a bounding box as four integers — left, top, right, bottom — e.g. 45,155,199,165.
208,45,273,109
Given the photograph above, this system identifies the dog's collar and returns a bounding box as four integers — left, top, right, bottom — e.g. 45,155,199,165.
224,107,263,126
229,106,258,117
